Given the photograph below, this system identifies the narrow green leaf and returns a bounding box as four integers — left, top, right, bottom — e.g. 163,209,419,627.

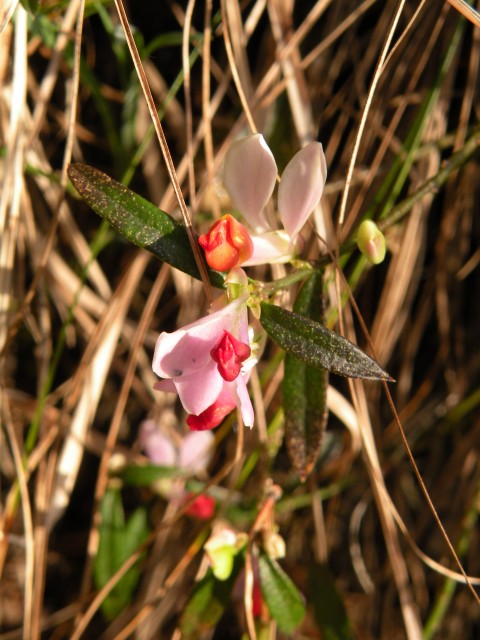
309,564,353,640
260,302,392,381
119,463,188,487
93,488,150,620
258,554,305,633
284,272,329,480
68,163,224,288
179,557,243,639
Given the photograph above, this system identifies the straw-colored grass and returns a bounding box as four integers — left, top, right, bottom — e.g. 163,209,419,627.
1,1,480,638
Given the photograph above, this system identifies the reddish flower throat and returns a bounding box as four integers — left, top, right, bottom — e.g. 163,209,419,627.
210,330,251,382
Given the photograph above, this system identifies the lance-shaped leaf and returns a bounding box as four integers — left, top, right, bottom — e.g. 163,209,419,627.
260,302,392,381
179,557,243,639
309,564,353,639
259,553,306,633
284,272,329,480
68,163,224,288
93,488,150,620
118,463,189,487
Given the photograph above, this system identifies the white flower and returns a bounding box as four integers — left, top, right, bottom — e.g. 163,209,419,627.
223,134,327,265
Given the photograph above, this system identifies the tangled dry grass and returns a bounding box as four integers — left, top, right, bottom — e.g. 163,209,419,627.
1,1,480,638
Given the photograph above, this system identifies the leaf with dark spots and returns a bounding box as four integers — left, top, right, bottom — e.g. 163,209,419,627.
68,163,225,288
261,301,393,381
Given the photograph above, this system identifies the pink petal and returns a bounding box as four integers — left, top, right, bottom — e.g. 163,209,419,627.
174,360,224,415
139,420,176,466
278,142,327,238
178,430,215,473
242,230,294,266
223,134,277,232
153,379,177,393
152,297,247,380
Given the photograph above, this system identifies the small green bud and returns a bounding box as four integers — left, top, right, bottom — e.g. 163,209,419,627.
357,220,386,265
204,528,248,581
263,530,286,560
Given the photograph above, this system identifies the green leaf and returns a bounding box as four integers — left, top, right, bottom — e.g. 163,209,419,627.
259,554,305,633
119,463,188,487
93,488,150,620
284,272,329,480
260,302,392,381
68,163,224,288
309,564,353,640
179,557,243,639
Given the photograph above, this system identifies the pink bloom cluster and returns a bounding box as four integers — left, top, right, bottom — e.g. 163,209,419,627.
152,134,327,432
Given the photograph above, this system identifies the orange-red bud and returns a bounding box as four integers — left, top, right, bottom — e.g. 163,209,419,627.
199,214,253,272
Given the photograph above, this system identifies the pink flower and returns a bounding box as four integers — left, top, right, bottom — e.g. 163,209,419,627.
153,293,254,428
139,421,216,519
223,134,327,265
139,419,214,473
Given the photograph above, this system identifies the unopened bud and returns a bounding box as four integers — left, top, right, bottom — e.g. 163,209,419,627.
263,531,286,559
357,220,386,265
205,528,248,580
199,214,253,272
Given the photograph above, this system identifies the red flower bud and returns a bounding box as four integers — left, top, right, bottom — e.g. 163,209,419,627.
184,493,216,520
210,330,251,382
199,214,253,272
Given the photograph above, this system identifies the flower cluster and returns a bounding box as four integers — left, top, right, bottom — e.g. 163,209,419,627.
152,134,326,431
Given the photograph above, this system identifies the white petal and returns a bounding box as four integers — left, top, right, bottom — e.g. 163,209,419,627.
278,142,327,238
139,420,177,466
235,375,254,427
242,230,294,266
223,134,277,232
178,430,215,473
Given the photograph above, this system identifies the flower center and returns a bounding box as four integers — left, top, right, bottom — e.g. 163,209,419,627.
210,330,251,381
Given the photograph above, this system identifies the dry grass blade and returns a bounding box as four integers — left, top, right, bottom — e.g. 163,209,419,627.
75,261,169,614
112,0,213,303
47,253,149,530
3,1,480,638
337,0,407,226
447,0,480,27
28,0,83,145
2,400,34,639
0,0,19,35
0,4,26,353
